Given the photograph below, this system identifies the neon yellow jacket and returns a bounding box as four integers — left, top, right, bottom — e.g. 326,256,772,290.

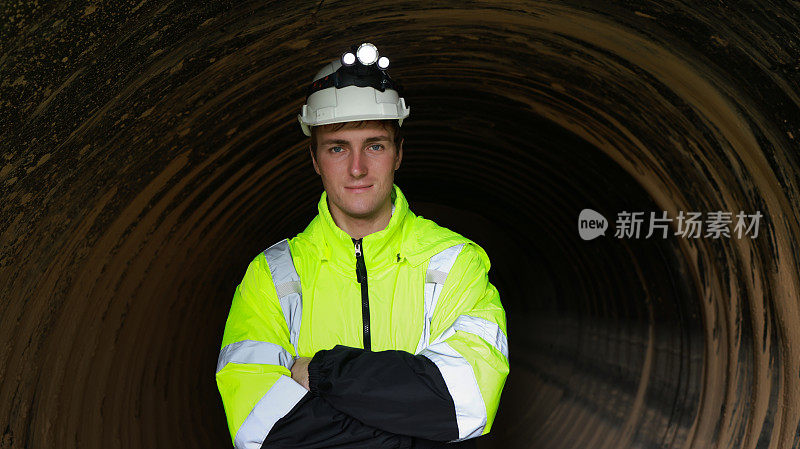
216,184,509,448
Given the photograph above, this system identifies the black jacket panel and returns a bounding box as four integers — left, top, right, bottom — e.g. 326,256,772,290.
308,345,459,441
261,394,445,449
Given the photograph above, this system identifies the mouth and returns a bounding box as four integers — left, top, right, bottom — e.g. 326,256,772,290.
345,185,373,192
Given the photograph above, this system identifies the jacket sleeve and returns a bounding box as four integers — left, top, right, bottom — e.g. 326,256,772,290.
217,254,440,449
262,392,446,448
307,242,509,442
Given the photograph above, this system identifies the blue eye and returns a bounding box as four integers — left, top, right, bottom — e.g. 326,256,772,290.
329,146,344,153
368,144,384,151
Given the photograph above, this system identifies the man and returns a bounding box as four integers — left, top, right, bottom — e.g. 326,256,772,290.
216,43,509,448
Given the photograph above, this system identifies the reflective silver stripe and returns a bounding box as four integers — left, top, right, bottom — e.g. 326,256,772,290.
430,315,509,359
420,342,486,441
234,376,308,449
263,239,302,356
415,244,465,354
216,340,294,374
274,281,301,298
426,270,448,284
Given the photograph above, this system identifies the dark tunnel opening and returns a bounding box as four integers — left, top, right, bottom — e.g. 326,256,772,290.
2,2,800,449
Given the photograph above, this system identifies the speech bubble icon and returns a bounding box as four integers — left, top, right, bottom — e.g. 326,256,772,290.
578,209,608,240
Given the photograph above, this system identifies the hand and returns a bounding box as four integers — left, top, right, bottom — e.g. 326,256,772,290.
291,357,312,390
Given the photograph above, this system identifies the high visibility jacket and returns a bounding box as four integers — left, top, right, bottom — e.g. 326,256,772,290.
216,184,509,448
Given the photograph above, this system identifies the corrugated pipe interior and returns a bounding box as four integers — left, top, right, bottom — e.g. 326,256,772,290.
2,2,799,448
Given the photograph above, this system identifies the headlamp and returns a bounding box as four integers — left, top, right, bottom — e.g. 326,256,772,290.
309,42,402,99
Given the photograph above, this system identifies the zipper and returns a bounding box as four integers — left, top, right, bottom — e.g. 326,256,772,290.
353,238,371,351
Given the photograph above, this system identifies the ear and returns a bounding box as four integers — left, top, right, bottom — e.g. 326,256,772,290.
394,138,403,171
310,145,321,175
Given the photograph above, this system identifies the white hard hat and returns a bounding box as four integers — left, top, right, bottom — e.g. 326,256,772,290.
298,43,411,137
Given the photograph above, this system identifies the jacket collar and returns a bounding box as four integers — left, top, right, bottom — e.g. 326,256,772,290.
313,184,411,273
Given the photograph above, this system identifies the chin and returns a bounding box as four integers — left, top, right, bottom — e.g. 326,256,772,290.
344,205,377,218
340,198,379,216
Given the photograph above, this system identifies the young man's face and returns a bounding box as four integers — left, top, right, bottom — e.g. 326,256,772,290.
310,121,403,222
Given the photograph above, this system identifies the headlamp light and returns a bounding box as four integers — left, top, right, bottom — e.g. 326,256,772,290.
341,52,356,66
356,43,379,65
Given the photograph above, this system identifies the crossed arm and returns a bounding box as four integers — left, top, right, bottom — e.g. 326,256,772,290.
260,347,458,448
216,244,508,448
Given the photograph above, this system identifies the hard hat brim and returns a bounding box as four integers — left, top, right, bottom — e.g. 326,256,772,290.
298,85,410,136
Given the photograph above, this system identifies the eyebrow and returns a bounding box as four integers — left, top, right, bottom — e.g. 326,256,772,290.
320,135,392,145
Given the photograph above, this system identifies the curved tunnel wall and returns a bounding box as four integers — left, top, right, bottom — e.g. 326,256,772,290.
2,2,800,448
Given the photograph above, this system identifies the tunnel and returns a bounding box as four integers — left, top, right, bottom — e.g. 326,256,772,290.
2,1,800,448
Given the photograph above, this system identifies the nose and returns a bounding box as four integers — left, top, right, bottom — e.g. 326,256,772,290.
349,148,367,177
